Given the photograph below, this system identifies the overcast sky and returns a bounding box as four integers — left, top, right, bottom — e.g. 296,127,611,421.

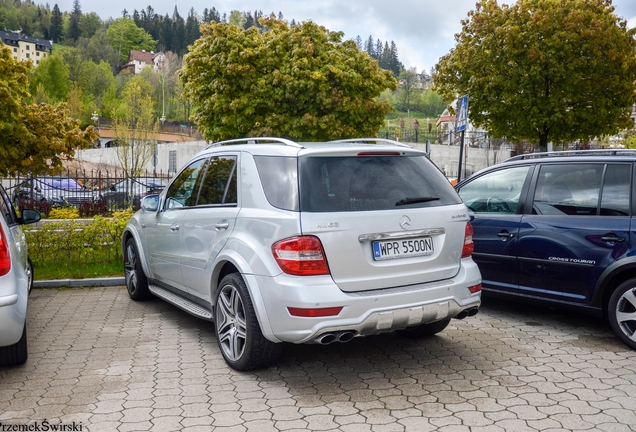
70,0,636,73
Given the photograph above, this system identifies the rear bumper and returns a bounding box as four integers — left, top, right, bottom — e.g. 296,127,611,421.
252,258,481,344
0,277,28,347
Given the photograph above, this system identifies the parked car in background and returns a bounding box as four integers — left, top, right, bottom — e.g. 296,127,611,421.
0,183,40,366
122,137,482,370
455,149,636,350
101,177,168,209
12,176,97,207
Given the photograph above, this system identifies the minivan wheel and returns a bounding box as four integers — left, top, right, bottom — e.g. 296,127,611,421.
608,279,636,350
215,273,282,371
396,318,451,338
124,238,151,301
0,324,28,366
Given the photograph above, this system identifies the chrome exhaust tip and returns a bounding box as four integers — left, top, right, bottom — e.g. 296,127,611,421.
317,333,336,345
468,308,479,317
337,331,355,343
455,310,469,320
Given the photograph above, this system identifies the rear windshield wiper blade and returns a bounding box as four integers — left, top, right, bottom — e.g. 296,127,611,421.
395,197,440,206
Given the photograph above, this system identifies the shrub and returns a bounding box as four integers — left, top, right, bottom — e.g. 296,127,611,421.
48,207,80,219
24,210,135,268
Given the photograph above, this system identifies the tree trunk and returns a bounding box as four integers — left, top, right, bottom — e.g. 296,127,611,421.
538,130,549,153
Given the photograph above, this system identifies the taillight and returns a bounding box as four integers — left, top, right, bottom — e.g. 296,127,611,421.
462,222,474,258
272,236,330,276
287,307,343,317
468,283,482,294
0,225,11,276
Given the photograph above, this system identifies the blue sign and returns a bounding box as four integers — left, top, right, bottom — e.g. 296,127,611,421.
456,95,469,132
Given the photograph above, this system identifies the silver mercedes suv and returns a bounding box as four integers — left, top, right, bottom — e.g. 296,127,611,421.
122,138,482,370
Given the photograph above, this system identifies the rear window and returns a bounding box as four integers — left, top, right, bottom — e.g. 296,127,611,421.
299,155,461,212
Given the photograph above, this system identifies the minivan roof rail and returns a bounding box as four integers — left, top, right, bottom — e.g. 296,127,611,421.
206,137,304,149
505,149,636,162
328,138,412,148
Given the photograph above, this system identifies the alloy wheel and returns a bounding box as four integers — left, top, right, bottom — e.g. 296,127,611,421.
216,283,247,362
124,243,138,295
615,287,636,343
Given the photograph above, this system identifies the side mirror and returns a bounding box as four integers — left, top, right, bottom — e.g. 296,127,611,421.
141,195,159,212
20,209,41,225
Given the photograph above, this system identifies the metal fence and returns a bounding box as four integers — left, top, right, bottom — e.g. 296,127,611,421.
377,128,607,152
2,170,174,217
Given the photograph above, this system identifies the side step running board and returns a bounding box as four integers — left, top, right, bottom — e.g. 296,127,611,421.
149,285,214,321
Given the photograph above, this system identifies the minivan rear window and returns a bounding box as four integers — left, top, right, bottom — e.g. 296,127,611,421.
299,155,461,212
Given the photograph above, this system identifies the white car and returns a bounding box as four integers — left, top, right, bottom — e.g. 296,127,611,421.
0,184,40,366
122,138,482,370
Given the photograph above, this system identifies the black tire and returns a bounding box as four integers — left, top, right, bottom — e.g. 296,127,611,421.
214,273,282,371
608,279,636,350
0,324,28,366
26,257,34,296
396,318,451,338
124,238,151,301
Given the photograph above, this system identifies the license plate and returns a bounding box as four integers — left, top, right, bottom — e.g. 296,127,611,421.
372,237,434,261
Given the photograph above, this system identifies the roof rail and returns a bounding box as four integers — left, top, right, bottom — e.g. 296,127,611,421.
505,149,636,162
206,137,304,149
328,138,412,148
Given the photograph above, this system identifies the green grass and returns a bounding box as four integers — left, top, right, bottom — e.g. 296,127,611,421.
34,261,124,280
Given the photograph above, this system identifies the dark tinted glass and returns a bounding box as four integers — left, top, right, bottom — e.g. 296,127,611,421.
198,157,237,206
254,156,299,211
164,158,207,209
600,164,630,216
299,155,461,212
533,164,602,216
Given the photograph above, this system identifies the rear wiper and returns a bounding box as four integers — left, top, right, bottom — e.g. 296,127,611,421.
395,196,440,206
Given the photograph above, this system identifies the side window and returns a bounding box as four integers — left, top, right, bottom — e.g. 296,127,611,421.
457,166,530,214
600,164,631,216
197,156,238,206
163,158,207,210
533,164,602,216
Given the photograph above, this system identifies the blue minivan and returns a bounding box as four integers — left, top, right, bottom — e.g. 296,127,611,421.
455,150,636,350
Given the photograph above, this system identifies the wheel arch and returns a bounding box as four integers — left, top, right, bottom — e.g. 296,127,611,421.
593,257,636,319
210,251,279,342
121,227,153,278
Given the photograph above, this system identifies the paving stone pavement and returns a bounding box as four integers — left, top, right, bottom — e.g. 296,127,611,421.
1,286,636,431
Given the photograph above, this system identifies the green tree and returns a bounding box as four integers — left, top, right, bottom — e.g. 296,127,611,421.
50,4,63,43
79,12,103,38
112,80,157,183
433,0,636,152
30,52,70,102
396,68,419,112
0,46,97,176
67,0,82,42
181,18,396,141
105,17,156,65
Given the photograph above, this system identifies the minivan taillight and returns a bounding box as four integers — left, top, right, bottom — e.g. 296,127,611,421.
462,222,474,258
0,225,11,276
272,236,330,276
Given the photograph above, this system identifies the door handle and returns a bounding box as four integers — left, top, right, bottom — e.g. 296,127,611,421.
601,236,624,243
215,220,229,230
170,223,179,232
497,232,514,239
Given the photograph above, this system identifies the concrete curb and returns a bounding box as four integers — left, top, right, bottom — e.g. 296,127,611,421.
34,277,125,288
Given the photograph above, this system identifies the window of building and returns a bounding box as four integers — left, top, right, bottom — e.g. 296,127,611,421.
36,52,40,56
13,48,17,52
168,151,177,173
26,45,29,50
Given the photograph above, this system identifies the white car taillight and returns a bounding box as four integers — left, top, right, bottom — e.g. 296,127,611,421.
0,224,11,276
462,222,474,258
272,236,330,276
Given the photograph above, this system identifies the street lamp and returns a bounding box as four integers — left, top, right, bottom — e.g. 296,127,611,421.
91,111,100,148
